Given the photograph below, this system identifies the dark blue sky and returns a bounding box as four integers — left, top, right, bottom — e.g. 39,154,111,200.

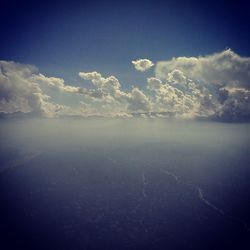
1,0,250,85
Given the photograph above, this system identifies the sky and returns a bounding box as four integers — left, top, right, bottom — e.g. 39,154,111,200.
1,2,250,248
1,0,250,121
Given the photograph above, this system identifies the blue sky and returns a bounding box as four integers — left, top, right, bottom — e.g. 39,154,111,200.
1,0,250,85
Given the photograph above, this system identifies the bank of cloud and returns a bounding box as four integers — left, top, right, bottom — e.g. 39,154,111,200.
1,49,250,121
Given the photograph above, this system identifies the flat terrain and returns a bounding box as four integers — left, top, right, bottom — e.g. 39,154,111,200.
1,118,250,249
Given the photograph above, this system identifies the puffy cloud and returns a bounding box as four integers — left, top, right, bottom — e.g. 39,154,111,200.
79,71,127,101
1,49,250,122
0,61,52,115
32,74,80,93
147,78,199,117
78,71,103,87
79,70,155,113
0,61,83,117
153,50,250,121
79,71,121,95
147,77,162,90
127,87,152,112
167,69,187,85
132,59,154,72
79,71,152,113
156,49,250,89
215,88,250,121
147,74,198,117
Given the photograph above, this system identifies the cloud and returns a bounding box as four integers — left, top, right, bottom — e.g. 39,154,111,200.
132,59,154,72
79,71,152,113
127,87,152,112
0,61,51,115
147,77,162,90
153,50,250,121
215,87,250,121
156,49,250,89
147,76,200,118
1,49,250,122
78,71,104,87
32,74,80,93
167,69,187,85
79,71,127,101
0,61,80,117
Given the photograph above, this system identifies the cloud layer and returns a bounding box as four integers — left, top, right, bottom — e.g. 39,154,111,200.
1,50,250,121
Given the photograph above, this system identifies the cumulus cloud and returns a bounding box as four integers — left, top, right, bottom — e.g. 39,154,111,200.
147,77,162,90
147,77,200,117
156,49,250,89
0,61,84,117
127,87,151,112
78,71,104,87
215,88,250,121
79,71,127,101
132,59,154,72
32,74,80,93
79,71,151,113
167,69,187,85
153,50,250,121
1,49,250,121
0,61,52,115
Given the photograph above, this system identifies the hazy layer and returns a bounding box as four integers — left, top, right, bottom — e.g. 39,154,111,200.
1,118,250,149
1,118,250,249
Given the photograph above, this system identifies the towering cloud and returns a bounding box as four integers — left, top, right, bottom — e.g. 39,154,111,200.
132,59,154,72
154,50,250,120
156,49,250,89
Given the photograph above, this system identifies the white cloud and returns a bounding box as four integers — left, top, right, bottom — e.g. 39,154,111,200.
79,71,127,101
153,50,250,121
78,71,104,87
1,49,250,122
156,49,250,89
132,59,154,72
127,87,152,112
147,77,199,117
147,77,162,90
32,74,81,93
167,69,187,85
0,61,52,115
0,61,82,117
79,71,153,113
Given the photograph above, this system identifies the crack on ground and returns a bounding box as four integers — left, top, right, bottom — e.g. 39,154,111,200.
161,167,250,233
